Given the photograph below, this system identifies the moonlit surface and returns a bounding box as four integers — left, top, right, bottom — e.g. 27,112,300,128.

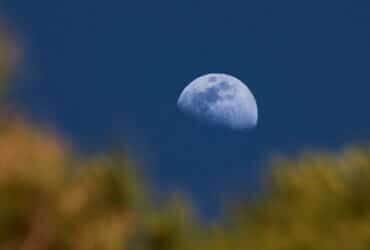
177,73,258,130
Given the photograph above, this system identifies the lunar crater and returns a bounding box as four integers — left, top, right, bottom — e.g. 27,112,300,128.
191,81,236,113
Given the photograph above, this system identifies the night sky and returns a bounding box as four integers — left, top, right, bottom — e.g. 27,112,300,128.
3,0,370,217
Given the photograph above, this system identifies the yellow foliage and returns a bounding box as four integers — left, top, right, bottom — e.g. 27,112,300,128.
0,118,139,250
219,149,370,250
4,116,370,250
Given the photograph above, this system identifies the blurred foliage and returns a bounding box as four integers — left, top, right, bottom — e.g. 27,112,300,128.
3,27,370,250
220,149,370,250
0,116,200,250
0,118,140,250
4,120,370,250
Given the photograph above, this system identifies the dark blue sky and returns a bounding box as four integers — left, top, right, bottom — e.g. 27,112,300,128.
3,0,370,217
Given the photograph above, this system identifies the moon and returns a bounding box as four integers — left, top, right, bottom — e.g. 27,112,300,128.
177,73,258,130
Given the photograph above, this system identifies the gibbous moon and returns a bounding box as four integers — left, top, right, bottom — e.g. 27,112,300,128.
177,73,258,130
